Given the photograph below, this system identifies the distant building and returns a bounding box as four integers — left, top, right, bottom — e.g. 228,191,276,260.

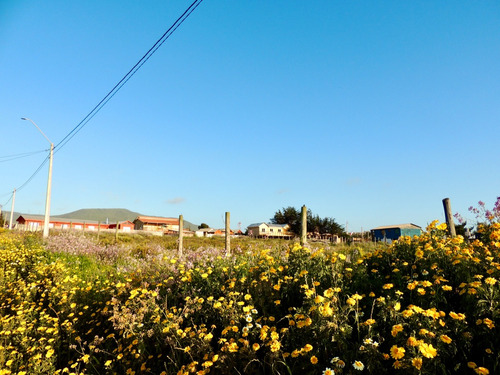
195,228,216,237
16,215,110,231
133,216,179,233
108,221,135,232
247,223,291,238
371,223,422,243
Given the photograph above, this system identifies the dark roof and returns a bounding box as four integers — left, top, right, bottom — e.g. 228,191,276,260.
17,215,101,225
134,216,179,225
371,223,422,230
247,222,289,229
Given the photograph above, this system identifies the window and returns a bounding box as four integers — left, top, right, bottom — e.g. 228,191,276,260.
261,228,266,232
278,229,282,232
270,228,274,232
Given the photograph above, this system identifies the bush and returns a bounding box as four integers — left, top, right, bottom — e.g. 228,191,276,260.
1,221,499,374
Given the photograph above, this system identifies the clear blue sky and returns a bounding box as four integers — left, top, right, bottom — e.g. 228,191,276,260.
1,1,499,232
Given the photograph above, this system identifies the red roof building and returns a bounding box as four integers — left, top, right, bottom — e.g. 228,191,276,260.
107,221,135,231
16,215,110,231
133,216,179,233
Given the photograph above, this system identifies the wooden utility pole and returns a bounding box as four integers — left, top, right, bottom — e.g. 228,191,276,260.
178,215,184,257
442,198,456,237
300,205,307,246
225,212,231,255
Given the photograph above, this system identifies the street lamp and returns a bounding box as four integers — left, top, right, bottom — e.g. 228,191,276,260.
21,117,54,238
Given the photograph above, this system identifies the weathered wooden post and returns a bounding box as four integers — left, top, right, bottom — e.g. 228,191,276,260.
115,221,119,242
97,221,101,241
9,189,16,230
178,214,184,257
442,198,456,237
300,205,307,246
225,212,231,255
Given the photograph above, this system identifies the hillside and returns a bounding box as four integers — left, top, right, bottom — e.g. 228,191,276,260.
54,208,140,223
54,208,199,231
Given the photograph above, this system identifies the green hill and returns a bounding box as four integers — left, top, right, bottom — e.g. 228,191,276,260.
54,208,199,231
54,208,140,223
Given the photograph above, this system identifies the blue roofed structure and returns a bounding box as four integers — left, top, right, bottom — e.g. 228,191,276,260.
371,223,422,243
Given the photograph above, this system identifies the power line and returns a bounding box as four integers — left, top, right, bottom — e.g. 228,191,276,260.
15,156,50,192
0,149,49,163
2,0,204,201
55,0,204,153
0,153,49,200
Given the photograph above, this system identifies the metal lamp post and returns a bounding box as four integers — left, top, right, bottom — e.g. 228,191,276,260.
21,117,54,238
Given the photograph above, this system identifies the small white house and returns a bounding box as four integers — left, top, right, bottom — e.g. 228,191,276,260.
195,228,216,238
247,223,290,237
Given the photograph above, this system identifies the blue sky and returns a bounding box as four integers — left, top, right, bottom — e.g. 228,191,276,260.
1,1,499,232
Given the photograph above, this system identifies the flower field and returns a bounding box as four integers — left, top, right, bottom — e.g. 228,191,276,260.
0,221,499,375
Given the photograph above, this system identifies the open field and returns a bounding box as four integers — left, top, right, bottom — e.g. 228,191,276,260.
1,222,499,374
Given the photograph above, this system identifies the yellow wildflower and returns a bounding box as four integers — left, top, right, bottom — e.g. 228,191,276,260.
475,367,490,375
419,342,437,358
440,335,452,344
390,345,405,359
391,324,403,337
412,357,423,370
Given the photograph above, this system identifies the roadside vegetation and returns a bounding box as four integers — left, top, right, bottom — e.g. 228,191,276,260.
0,201,499,375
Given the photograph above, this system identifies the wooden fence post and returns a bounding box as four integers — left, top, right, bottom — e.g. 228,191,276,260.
178,215,184,257
115,221,119,242
97,221,101,241
9,189,16,230
442,198,456,237
225,212,231,255
300,205,307,246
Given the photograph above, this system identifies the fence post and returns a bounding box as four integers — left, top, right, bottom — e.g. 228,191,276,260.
225,212,231,255
9,189,16,230
97,221,101,241
115,221,119,242
178,215,184,257
300,205,307,246
442,198,456,237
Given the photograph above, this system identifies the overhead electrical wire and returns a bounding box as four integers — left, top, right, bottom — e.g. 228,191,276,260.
2,0,204,204
0,149,49,163
55,0,204,153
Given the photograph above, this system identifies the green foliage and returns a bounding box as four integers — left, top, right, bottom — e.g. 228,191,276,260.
2,221,500,374
271,206,344,236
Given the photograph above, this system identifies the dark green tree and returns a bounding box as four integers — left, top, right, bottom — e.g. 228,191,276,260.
198,223,210,229
271,207,301,234
271,206,344,236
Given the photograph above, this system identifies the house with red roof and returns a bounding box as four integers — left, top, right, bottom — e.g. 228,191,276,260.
133,215,179,233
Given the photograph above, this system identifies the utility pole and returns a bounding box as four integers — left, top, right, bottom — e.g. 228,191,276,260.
9,189,16,229
21,118,53,238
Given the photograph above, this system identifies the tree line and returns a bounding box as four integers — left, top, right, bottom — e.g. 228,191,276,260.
270,206,344,236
